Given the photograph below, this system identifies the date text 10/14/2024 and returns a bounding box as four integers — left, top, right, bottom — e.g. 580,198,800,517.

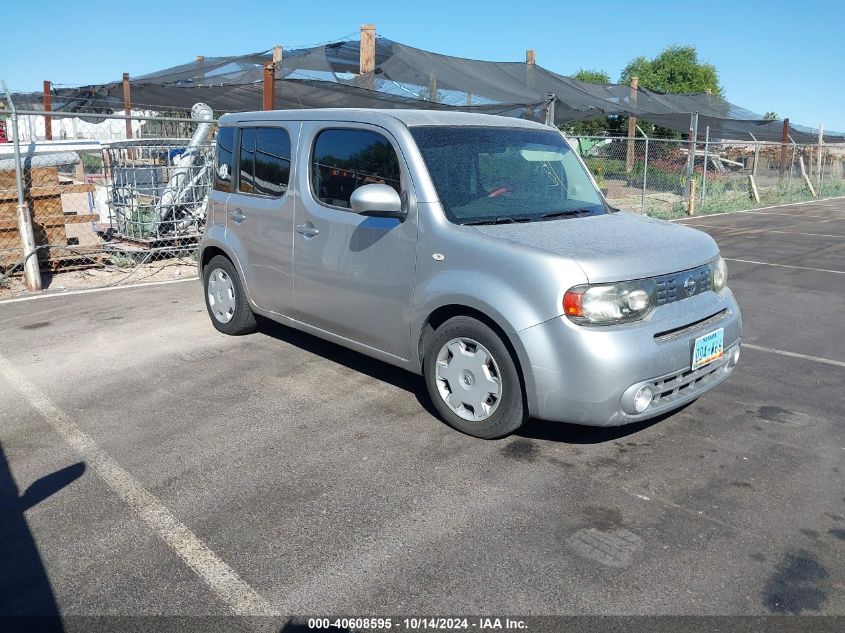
307,617,529,630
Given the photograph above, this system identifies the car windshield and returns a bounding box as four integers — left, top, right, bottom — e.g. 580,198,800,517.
410,126,606,225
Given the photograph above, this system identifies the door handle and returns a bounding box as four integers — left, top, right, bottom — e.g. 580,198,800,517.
296,223,319,238
229,209,246,224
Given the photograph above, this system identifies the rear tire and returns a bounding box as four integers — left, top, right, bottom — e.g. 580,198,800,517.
203,255,256,335
424,316,527,439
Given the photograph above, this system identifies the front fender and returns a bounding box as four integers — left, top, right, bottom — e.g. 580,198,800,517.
411,271,554,415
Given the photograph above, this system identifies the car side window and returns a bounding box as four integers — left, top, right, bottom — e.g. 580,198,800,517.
238,126,291,197
311,129,401,209
214,127,235,192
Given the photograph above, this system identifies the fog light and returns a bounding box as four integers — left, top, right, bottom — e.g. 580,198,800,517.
633,385,655,414
728,345,741,367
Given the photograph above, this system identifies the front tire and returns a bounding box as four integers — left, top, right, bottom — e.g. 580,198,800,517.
203,255,256,335
424,316,527,439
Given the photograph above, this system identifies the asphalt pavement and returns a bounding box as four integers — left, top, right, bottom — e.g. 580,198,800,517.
1,198,843,628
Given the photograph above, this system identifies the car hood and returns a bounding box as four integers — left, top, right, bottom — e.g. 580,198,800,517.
472,212,719,283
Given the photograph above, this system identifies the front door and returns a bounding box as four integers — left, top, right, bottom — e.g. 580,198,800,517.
226,123,299,315
292,123,417,359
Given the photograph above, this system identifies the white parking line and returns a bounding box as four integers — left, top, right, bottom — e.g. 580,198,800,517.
743,344,845,369
724,257,845,275
0,277,198,306
676,224,845,239
671,195,845,222
0,354,278,616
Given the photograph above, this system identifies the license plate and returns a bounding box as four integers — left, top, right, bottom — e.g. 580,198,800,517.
692,328,724,370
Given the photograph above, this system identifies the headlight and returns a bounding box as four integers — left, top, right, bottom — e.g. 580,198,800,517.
563,279,657,325
712,257,728,292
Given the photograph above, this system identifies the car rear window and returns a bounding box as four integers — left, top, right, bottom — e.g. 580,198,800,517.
237,127,292,197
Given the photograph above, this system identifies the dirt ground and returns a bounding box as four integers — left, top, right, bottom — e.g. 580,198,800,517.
0,260,198,298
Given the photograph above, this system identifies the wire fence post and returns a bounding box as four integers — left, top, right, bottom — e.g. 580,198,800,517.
636,125,648,214
817,123,824,188
701,125,710,204
788,134,796,187
749,132,759,178
626,76,639,172
686,112,699,201
2,81,43,291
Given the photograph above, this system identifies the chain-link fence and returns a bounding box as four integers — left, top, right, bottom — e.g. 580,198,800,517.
0,100,215,296
569,133,845,218
2,98,844,298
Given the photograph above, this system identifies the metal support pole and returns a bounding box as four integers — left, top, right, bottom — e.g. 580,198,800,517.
43,80,52,141
544,94,556,127
779,118,789,178
817,123,824,187
262,62,275,110
749,132,759,178
788,135,796,187
626,76,639,173
122,73,132,139
2,81,42,291
636,125,648,214
701,125,710,203
686,112,699,199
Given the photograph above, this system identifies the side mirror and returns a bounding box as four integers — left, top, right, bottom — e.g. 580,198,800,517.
349,184,405,219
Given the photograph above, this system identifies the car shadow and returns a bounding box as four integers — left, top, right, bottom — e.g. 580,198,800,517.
517,401,695,444
256,317,691,445
256,317,441,419
1,442,85,629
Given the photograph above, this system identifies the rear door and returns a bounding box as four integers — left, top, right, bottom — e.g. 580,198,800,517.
292,123,417,359
225,123,299,315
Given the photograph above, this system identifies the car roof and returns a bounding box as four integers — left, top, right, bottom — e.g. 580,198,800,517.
218,108,550,130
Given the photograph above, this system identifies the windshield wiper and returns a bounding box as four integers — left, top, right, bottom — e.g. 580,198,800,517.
462,216,533,226
540,208,594,220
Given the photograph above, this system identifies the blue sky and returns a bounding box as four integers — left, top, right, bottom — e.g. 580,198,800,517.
1,0,842,132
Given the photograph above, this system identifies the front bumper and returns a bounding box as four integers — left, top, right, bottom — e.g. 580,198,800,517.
516,288,742,426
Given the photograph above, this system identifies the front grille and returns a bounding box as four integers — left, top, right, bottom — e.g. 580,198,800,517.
654,263,712,306
650,343,736,407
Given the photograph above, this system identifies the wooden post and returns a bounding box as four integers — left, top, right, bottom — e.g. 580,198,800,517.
626,76,639,172
196,55,204,63
263,62,275,110
779,118,789,177
122,73,132,139
273,45,283,65
799,156,818,198
428,74,437,102
688,178,697,215
43,80,52,141
526,49,536,91
747,175,760,203
360,24,376,89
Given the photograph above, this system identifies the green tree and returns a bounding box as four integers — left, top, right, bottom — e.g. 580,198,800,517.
563,69,616,136
620,46,722,95
572,68,610,84
763,111,779,120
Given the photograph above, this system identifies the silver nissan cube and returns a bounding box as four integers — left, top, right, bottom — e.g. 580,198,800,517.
199,109,741,438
